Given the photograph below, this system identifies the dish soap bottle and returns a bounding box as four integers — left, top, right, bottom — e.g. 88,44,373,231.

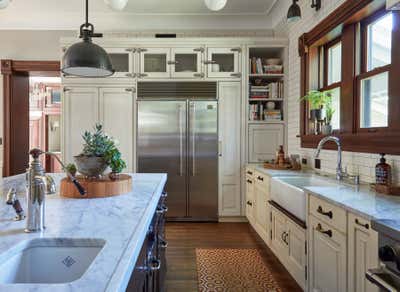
375,153,392,186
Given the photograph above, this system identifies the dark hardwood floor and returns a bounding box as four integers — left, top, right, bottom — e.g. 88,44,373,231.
165,222,303,292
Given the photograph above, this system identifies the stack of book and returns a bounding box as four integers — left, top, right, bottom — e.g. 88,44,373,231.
268,82,284,99
249,104,263,121
250,86,269,99
264,110,282,121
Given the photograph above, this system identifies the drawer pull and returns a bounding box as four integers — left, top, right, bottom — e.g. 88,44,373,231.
355,218,369,229
162,191,168,198
317,206,333,219
159,237,168,248
246,201,252,206
257,176,264,181
316,223,332,238
156,205,168,214
246,179,253,184
247,171,253,175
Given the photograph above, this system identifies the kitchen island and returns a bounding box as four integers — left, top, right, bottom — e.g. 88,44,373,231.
0,173,167,292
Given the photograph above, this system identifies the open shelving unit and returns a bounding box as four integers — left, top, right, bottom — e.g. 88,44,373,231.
247,47,286,124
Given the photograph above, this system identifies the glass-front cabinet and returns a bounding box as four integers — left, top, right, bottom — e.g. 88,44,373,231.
171,48,204,78
139,48,171,78
106,48,135,78
205,47,241,78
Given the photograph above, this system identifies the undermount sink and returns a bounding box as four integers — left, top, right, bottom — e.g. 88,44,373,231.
271,175,338,222
0,238,105,284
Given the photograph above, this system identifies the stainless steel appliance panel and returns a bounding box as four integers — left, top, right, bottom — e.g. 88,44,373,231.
137,100,187,218
188,100,218,220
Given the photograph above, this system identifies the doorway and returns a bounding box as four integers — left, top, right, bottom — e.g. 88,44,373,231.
1,60,60,176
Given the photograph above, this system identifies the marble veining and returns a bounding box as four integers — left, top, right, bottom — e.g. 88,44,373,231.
0,173,167,292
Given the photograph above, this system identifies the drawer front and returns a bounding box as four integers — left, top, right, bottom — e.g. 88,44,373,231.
309,195,347,233
254,170,269,190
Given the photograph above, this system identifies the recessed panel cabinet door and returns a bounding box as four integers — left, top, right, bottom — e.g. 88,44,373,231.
245,177,255,223
348,213,379,292
218,82,241,216
139,48,171,79
254,182,269,241
270,206,289,259
63,87,99,163
309,215,347,292
171,48,203,79
248,124,284,163
99,88,134,172
106,48,135,78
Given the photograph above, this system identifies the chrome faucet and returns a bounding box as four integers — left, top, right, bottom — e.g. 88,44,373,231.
25,149,86,233
315,136,343,181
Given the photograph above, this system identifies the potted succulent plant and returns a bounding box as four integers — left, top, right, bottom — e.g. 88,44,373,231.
74,124,126,178
65,163,77,177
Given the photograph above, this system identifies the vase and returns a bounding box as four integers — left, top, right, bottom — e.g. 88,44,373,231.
73,155,108,178
322,124,333,135
310,109,326,121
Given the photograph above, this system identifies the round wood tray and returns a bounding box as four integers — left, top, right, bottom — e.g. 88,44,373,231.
60,174,132,198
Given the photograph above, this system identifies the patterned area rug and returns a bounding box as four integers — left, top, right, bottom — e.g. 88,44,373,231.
196,248,282,292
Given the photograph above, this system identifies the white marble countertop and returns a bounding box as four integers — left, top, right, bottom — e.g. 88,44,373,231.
0,173,167,292
248,164,400,232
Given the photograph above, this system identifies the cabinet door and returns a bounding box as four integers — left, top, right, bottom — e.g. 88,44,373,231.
206,47,241,78
348,213,379,292
254,182,269,240
99,87,134,172
139,48,171,78
106,48,135,78
171,48,203,78
218,82,241,216
63,87,99,163
287,220,306,290
245,177,255,223
270,206,289,259
309,215,347,292
248,124,284,163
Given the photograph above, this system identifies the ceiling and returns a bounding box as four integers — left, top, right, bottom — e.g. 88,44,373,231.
0,0,280,31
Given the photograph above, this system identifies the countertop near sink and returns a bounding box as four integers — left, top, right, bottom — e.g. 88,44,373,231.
0,173,167,292
248,164,400,234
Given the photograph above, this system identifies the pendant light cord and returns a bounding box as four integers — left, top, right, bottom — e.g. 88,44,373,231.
85,0,89,26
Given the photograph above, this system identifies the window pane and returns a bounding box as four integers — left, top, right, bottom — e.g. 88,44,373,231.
328,42,342,85
325,87,340,130
367,13,392,71
360,72,388,128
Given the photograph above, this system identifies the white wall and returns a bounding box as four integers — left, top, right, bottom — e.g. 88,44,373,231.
270,0,400,184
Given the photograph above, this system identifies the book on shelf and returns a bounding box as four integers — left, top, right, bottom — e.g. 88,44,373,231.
264,109,282,121
249,105,283,121
249,58,283,74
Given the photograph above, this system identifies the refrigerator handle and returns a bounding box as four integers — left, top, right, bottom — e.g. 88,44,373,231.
218,141,222,157
178,104,184,176
190,102,196,177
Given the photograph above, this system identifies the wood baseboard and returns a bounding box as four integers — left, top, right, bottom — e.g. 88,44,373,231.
218,216,248,223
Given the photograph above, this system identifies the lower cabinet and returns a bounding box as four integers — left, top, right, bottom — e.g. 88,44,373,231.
348,213,379,292
253,172,270,242
309,215,347,292
127,192,168,292
270,205,306,289
245,170,255,224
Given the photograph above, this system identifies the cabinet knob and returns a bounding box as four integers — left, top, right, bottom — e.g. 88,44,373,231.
257,176,264,181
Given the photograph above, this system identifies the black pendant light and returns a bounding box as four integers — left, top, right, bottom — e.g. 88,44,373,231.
62,0,114,77
287,0,301,23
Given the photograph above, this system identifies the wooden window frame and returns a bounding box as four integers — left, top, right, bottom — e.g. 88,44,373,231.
299,0,400,155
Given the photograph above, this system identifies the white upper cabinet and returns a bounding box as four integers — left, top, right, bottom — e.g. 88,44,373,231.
205,47,241,78
139,48,171,79
218,82,241,216
99,87,135,172
63,87,99,163
106,48,135,78
171,48,204,79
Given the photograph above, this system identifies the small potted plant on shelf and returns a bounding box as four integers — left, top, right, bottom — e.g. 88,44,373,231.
301,90,332,134
74,124,126,179
65,163,77,177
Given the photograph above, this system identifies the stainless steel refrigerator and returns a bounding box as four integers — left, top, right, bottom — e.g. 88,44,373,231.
137,82,218,221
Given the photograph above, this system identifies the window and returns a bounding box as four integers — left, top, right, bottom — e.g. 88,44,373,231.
367,13,392,71
359,12,393,129
327,42,342,85
299,1,400,154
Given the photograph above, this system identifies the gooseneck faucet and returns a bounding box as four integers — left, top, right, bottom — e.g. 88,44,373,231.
25,149,86,233
315,136,343,181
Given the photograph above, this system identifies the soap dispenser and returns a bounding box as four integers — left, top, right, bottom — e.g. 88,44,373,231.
375,153,392,186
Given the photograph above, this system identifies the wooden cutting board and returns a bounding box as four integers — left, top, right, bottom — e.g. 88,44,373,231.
60,174,132,198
